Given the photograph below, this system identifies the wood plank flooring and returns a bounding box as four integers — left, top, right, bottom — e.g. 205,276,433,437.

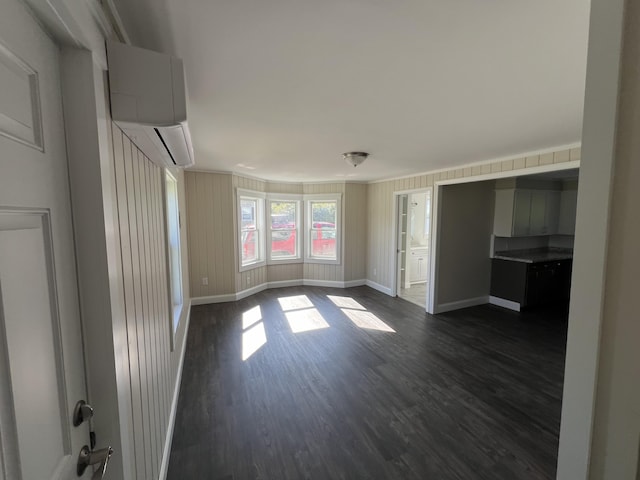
167,286,567,479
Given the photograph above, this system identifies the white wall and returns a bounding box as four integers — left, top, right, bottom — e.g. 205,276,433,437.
61,48,131,479
556,0,627,477
434,181,494,311
588,0,640,476
61,47,191,480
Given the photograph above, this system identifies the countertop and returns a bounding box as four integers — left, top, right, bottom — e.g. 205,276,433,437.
492,248,573,264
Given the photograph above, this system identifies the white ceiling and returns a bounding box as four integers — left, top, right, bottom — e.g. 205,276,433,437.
112,0,590,182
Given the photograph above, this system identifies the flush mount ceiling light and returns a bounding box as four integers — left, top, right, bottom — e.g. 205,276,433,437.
343,151,369,168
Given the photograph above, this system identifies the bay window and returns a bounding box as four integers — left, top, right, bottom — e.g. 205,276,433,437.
237,189,341,270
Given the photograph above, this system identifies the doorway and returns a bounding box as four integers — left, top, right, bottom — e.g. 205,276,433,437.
395,189,432,308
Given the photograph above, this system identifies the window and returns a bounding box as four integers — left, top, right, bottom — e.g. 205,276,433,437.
237,190,340,268
165,171,183,335
238,190,266,270
305,194,341,264
268,198,301,262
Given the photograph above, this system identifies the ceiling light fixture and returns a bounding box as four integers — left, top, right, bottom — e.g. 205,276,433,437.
343,151,369,168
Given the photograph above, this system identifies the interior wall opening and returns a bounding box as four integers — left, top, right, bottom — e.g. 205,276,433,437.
395,188,432,309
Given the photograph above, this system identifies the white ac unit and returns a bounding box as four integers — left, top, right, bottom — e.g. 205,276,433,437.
106,41,195,168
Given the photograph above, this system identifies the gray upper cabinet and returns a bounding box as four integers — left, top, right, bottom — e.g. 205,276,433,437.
558,189,578,235
494,189,560,237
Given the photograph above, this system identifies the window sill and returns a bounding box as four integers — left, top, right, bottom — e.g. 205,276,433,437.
239,260,266,273
171,303,183,351
267,258,303,265
304,257,341,265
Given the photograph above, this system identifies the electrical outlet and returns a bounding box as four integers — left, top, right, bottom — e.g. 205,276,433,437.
201,277,208,286
373,268,377,276
246,276,251,285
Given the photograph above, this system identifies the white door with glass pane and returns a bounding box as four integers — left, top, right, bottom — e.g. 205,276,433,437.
0,1,92,478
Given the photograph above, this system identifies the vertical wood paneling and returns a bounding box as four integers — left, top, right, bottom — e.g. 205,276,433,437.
127,142,154,479
149,155,164,478
267,263,304,282
135,147,159,479
185,173,196,296
267,181,303,194
141,155,159,475
344,183,367,281
112,126,146,480
186,172,236,296
111,125,176,480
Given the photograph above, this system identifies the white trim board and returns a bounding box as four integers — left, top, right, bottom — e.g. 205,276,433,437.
159,300,192,480
192,279,367,305
435,160,581,187
433,296,490,314
489,296,521,312
368,144,581,184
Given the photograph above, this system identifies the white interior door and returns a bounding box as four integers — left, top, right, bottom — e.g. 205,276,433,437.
0,0,92,478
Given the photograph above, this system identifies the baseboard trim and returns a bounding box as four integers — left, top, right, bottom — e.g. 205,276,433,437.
434,295,490,314
365,279,393,296
489,296,521,312
267,279,304,289
236,283,268,301
302,279,345,288
191,293,236,305
191,279,369,305
159,300,191,480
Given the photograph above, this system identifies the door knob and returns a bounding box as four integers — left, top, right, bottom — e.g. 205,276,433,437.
77,445,114,479
73,400,94,427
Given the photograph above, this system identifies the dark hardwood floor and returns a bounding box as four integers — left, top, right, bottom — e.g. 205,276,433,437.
167,286,567,480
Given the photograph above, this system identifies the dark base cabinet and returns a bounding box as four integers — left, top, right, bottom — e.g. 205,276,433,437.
491,259,572,309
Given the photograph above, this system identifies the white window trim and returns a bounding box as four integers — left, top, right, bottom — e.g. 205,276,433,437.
266,193,303,265
304,193,342,265
237,188,267,272
164,170,183,351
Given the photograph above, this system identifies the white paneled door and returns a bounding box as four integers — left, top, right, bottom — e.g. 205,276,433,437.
0,1,92,479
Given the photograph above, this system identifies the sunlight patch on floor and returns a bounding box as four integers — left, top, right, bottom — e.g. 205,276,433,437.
285,308,330,333
342,309,396,332
327,295,366,310
242,305,262,329
278,295,313,312
242,322,267,361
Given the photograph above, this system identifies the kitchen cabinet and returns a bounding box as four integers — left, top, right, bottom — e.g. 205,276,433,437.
409,248,428,283
494,189,560,237
558,189,578,235
490,258,572,309
525,260,572,307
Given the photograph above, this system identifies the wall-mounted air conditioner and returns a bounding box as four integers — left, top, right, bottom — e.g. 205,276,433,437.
106,41,195,168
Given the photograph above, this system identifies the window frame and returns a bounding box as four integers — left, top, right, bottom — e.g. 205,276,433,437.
304,193,342,265
237,189,266,272
267,193,303,265
164,170,183,349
